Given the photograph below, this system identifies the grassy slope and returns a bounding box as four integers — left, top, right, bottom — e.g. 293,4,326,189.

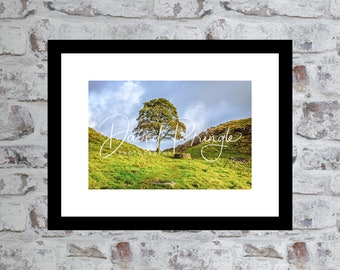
182,118,251,160
89,118,251,190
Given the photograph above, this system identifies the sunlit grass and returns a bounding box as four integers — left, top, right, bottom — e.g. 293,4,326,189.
88,119,252,190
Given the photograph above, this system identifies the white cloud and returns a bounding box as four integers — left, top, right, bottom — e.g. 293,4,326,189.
114,81,143,104
88,81,145,138
182,102,207,139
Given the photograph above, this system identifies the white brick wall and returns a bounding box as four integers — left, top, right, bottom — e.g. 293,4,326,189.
0,0,339,269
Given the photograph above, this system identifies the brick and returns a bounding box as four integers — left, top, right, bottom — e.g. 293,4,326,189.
0,26,26,55
0,100,34,140
293,146,297,164
315,57,340,96
290,24,335,53
232,21,335,53
29,19,54,55
167,25,205,39
111,242,132,264
293,65,309,84
0,61,47,101
300,147,340,170
32,249,57,269
312,241,337,268
220,0,326,18
233,258,287,270
110,240,234,269
44,0,149,17
167,242,233,270
296,101,340,140
205,18,232,40
29,196,47,230
300,54,340,96
42,230,72,238
0,245,56,270
0,172,37,195
293,65,309,93
293,53,340,96
50,19,204,40
216,230,248,238
293,170,328,195
154,0,213,18
330,0,340,18
330,174,340,195
243,244,283,258
0,246,28,269
0,0,36,18
68,244,106,259
0,202,26,231
288,242,310,269
40,119,48,136
0,145,47,168
293,197,337,229
57,258,95,270
233,21,286,40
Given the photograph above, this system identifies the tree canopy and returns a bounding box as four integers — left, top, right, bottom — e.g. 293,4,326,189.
133,98,186,152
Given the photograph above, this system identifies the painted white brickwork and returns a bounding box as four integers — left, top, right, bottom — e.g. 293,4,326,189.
0,0,339,268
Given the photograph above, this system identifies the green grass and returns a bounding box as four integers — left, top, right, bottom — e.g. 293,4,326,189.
88,118,251,190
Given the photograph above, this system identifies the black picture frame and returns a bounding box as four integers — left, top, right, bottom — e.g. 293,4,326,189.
48,40,292,230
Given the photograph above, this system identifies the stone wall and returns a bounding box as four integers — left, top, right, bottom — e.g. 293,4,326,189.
0,0,339,269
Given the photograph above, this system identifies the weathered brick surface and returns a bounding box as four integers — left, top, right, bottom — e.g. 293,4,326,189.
293,170,328,195
312,240,340,269
330,0,340,18
293,197,337,229
300,147,340,170
233,257,288,270
44,0,149,17
296,101,340,140
154,0,212,18
0,26,26,55
32,19,205,40
288,242,310,269
220,0,326,18
0,145,47,168
0,0,339,269
293,53,340,97
0,0,36,18
0,245,57,269
0,100,34,140
0,172,37,195
58,258,96,269
29,196,47,230
68,243,107,258
235,21,334,53
0,61,47,101
243,243,283,258
205,18,232,40
330,174,340,195
0,202,26,231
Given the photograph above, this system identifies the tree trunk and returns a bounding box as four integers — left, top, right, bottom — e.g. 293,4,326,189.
156,124,162,153
157,138,161,153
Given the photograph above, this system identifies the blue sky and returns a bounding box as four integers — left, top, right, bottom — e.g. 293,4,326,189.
89,81,251,151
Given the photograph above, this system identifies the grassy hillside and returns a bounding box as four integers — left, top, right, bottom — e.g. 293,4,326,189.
88,118,251,190
178,118,251,160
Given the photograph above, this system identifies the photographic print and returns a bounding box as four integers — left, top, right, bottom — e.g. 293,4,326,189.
48,40,292,230
88,81,251,190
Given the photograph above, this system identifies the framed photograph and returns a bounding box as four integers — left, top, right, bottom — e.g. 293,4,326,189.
48,40,292,230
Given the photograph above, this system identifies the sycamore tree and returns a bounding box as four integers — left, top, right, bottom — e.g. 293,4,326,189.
133,98,186,152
